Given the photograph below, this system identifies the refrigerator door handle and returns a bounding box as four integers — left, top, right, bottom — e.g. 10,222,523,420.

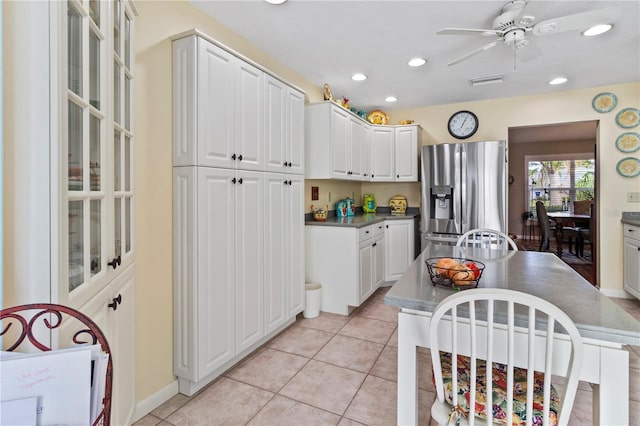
453,148,461,233
461,149,467,230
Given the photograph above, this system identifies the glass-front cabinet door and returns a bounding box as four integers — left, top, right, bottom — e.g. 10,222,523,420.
63,0,134,308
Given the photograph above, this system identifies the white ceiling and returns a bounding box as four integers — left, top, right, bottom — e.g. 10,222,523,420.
190,0,640,115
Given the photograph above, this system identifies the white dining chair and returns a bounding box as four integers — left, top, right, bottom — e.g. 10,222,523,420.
456,228,519,251
430,288,583,426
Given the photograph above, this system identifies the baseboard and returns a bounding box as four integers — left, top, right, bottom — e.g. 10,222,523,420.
599,288,634,299
132,379,179,423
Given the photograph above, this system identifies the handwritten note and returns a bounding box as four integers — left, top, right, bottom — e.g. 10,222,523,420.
0,345,92,425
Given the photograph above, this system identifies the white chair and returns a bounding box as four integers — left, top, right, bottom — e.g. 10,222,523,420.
430,288,583,426
456,228,519,251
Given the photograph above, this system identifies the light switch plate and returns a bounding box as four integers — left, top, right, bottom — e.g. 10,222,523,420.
628,192,640,202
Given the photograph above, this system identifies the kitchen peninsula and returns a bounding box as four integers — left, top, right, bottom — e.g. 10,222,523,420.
384,244,640,425
305,208,419,315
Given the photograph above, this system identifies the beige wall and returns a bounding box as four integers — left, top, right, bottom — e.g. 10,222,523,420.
133,0,321,404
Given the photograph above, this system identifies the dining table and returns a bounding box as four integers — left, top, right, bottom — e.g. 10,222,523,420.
547,211,590,257
384,244,640,426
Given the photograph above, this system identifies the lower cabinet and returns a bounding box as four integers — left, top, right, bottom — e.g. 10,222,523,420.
385,219,416,281
306,222,385,315
623,223,640,299
78,265,136,426
173,166,303,395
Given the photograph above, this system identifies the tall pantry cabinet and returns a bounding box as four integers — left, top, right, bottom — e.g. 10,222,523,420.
172,31,305,395
4,1,137,425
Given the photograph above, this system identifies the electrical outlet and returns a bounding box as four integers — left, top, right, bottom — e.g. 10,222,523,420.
628,192,640,202
311,186,319,201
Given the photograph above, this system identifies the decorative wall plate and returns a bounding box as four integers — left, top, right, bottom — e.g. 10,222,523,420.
367,110,389,125
615,132,640,153
592,92,618,113
616,107,640,128
616,157,640,178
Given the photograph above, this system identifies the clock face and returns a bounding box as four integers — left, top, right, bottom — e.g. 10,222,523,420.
448,110,478,139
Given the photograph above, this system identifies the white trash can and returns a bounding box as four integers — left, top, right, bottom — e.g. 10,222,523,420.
303,283,322,319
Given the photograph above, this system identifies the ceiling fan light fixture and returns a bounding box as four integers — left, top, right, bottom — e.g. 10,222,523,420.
385,96,398,102
408,57,426,67
549,77,568,85
351,73,367,81
469,75,504,87
582,24,613,37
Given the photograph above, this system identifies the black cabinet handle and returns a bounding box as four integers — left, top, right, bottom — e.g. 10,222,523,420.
287,180,292,185
371,174,374,178
238,154,243,161
288,162,292,167
108,256,121,270
397,174,400,178
238,178,243,184
386,225,389,228
231,153,236,160
372,242,377,247
108,294,122,311
232,177,237,184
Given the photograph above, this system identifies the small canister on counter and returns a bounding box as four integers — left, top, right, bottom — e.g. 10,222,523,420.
389,195,408,215
336,199,348,218
344,197,355,216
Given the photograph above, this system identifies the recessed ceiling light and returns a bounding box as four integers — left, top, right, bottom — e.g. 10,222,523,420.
408,58,426,67
264,0,287,4
385,96,397,102
351,73,367,81
549,77,568,85
582,24,613,37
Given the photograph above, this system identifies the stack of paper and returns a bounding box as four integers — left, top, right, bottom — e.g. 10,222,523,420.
0,344,109,426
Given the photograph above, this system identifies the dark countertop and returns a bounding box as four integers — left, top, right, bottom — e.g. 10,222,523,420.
306,207,420,228
621,212,640,227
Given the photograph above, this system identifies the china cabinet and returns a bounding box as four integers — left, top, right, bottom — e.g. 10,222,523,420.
5,1,137,425
172,30,305,396
623,223,640,299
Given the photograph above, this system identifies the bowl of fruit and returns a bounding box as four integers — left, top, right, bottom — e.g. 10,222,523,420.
425,257,485,290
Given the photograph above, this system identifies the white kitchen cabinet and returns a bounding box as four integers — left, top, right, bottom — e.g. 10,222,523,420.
371,125,419,182
173,35,264,171
305,102,371,180
264,173,305,333
264,75,305,175
385,219,416,281
5,2,137,424
306,222,385,315
172,31,304,396
306,102,417,181
623,224,640,299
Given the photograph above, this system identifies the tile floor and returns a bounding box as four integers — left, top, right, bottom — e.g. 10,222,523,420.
135,287,640,426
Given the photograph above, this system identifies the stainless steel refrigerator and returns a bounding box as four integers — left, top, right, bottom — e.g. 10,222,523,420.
420,140,507,250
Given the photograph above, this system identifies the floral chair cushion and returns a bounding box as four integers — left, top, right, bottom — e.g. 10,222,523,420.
436,353,559,425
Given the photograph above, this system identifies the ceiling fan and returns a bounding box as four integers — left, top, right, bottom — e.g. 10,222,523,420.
438,0,618,66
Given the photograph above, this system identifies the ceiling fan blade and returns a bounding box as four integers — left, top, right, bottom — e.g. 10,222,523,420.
532,7,619,36
437,28,501,37
446,40,501,66
515,38,543,62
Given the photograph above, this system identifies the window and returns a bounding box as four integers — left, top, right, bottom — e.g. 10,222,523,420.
526,153,594,216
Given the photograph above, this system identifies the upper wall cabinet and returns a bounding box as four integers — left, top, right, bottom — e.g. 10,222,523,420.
305,102,418,181
173,35,263,170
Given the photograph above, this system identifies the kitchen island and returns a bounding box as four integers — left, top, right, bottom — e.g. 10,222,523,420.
384,244,640,425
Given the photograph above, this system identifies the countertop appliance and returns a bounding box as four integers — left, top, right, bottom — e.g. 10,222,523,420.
420,140,507,250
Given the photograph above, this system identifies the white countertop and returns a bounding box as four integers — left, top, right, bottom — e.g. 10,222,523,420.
384,245,640,346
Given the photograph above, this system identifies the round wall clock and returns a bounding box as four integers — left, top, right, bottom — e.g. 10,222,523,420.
448,110,479,139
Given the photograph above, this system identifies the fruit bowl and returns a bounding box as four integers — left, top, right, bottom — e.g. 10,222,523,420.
425,257,485,290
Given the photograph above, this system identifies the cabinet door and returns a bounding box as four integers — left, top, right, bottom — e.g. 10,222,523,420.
359,242,374,302
235,171,265,351
264,173,287,333
623,237,640,298
287,88,305,175
287,175,305,315
370,127,394,181
197,168,235,376
394,126,418,181
373,236,385,288
385,220,415,281
235,62,264,171
264,75,287,173
197,38,236,168
349,118,365,179
330,107,350,178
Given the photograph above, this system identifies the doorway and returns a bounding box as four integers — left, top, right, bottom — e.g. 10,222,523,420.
507,120,598,286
